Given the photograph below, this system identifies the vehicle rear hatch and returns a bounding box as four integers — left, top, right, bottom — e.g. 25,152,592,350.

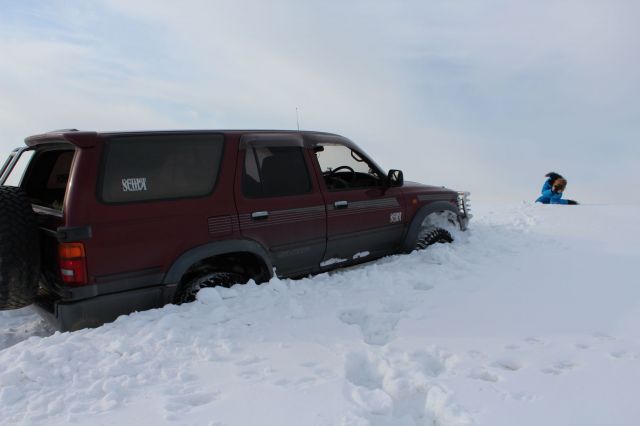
1,131,97,300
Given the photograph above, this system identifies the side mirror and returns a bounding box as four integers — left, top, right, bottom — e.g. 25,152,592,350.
387,169,403,187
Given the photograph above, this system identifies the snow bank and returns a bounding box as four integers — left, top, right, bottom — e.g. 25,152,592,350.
1,203,639,425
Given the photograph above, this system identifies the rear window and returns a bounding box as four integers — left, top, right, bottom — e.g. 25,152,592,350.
18,148,74,211
101,134,224,203
2,150,35,187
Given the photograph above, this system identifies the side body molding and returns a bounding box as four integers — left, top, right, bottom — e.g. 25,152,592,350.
401,201,460,253
162,239,274,285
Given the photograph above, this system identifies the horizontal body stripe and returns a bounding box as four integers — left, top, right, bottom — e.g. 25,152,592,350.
417,194,452,202
241,205,326,215
328,198,401,219
239,211,325,222
329,207,399,216
238,205,326,229
327,198,400,211
240,215,325,229
238,198,403,228
329,209,398,218
207,215,236,236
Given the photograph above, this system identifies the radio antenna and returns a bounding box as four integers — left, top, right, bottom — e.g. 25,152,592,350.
296,107,300,131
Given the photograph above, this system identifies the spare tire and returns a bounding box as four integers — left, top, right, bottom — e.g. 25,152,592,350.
0,186,41,309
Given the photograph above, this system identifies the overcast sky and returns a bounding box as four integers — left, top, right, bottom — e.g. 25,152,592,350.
1,0,638,203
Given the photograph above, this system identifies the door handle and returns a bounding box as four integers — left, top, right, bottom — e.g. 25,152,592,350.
334,200,348,209
251,211,269,220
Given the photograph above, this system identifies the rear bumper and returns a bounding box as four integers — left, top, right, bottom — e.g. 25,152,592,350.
34,284,177,331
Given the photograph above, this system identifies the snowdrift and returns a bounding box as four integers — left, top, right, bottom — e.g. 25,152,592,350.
1,203,639,425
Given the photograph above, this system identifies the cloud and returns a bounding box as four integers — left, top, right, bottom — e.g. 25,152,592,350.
1,0,638,203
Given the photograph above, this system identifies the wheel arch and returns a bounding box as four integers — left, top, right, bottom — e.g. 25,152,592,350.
162,239,273,286
401,201,460,253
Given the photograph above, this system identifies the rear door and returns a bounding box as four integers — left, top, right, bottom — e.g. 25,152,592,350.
234,134,326,277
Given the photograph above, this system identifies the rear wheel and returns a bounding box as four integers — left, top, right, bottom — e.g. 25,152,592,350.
0,187,41,310
174,271,247,304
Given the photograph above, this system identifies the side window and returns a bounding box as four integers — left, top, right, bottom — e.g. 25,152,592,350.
101,134,224,203
242,146,311,198
314,144,383,190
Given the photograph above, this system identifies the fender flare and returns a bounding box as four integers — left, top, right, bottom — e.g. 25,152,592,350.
162,239,274,285
401,201,460,253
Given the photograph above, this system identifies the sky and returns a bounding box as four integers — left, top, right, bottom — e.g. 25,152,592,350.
1,0,638,203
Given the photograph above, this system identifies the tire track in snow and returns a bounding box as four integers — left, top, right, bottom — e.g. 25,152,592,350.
342,348,472,425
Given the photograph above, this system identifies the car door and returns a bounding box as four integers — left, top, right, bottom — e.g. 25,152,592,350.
234,133,327,277
309,138,406,268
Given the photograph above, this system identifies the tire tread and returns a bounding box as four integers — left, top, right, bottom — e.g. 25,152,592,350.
416,228,453,250
0,186,41,310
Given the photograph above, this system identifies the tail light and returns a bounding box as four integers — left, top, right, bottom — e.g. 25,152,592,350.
58,242,88,285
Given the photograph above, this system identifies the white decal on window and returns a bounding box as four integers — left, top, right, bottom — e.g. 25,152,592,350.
390,212,402,223
121,177,148,192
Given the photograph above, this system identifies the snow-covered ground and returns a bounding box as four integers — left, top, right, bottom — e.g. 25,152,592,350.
1,203,639,426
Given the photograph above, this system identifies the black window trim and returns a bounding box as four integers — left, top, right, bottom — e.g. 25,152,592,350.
239,132,305,149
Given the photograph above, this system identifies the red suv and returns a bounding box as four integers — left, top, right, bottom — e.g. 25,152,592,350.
0,130,470,330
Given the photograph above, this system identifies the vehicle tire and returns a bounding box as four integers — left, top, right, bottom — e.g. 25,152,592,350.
174,271,247,304
0,186,41,310
415,228,453,250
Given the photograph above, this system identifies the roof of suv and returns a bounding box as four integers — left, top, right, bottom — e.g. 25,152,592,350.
24,129,348,148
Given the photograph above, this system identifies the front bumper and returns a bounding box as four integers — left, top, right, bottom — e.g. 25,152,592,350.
457,191,472,231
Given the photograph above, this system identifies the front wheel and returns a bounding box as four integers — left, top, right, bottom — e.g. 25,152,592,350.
174,271,247,304
415,228,453,250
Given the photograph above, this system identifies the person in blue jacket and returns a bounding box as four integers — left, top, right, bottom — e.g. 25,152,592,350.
536,172,578,205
